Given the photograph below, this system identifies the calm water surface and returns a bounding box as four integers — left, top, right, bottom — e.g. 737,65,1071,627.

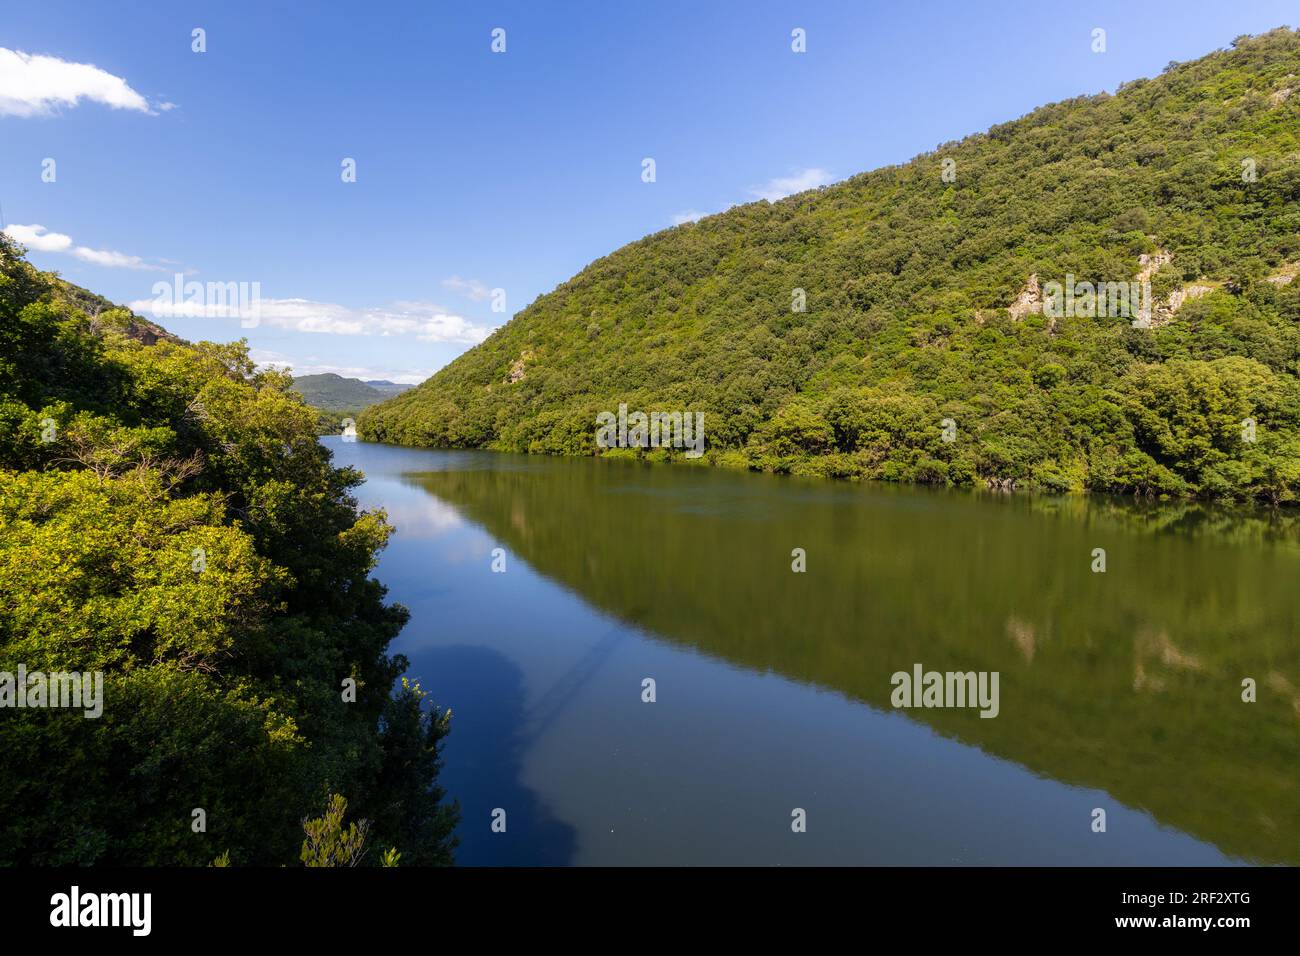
326,437,1300,866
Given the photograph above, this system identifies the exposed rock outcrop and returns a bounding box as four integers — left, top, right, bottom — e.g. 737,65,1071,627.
1265,261,1300,286
505,348,534,384
1138,280,1215,328
1136,250,1172,284
1006,274,1043,320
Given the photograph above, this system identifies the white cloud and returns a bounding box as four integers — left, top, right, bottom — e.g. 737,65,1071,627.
751,167,834,202
0,48,154,118
8,222,491,345
133,292,496,345
440,275,492,302
371,496,464,540
671,210,706,226
70,246,155,269
9,222,492,344
3,223,163,270
3,223,72,253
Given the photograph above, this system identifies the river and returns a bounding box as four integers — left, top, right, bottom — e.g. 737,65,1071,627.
325,436,1299,866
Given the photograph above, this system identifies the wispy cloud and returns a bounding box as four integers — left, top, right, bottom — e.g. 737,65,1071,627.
8,219,492,344
671,209,706,226
440,275,492,302
133,293,497,345
750,167,834,202
3,223,164,271
0,48,157,118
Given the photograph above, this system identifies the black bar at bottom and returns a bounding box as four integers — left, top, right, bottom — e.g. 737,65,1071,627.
0,865,1289,941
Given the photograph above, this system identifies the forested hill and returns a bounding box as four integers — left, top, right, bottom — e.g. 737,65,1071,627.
0,236,457,865
290,373,411,413
361,28,1300,502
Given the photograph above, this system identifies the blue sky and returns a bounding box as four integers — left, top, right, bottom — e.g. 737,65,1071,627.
2,0,1296,383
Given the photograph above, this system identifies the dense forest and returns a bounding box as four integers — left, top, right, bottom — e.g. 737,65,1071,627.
290,374,410,413
0,235,458,865
362,29,1300,502
291,374,412,437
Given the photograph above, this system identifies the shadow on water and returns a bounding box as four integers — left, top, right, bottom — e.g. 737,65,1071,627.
393,454,1300,866
424,645,578,866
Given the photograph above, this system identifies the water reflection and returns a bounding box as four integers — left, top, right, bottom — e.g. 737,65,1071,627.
424,645,578,866
331,439,1299,865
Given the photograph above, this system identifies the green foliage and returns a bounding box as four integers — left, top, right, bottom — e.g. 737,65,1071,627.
0,233,458,865
370,678,459,866
288,375,412,435
361,29,1300,502
300,794,370,867
312,407,359,437
289,373,409,413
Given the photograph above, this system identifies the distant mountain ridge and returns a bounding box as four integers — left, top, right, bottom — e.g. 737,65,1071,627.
289,373,411,412
361,29,1300,503
365,379,411,394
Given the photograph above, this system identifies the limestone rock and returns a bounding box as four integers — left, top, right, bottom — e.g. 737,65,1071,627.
1007,274,1043,320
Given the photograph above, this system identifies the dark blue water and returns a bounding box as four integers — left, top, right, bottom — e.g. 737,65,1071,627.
327,437,1300,865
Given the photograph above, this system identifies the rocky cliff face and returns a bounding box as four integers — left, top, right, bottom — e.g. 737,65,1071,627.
1007,274,1043,321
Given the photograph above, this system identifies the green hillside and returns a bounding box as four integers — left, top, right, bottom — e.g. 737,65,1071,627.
361,28,1300,502
0,235,457,865
290,373,410,413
